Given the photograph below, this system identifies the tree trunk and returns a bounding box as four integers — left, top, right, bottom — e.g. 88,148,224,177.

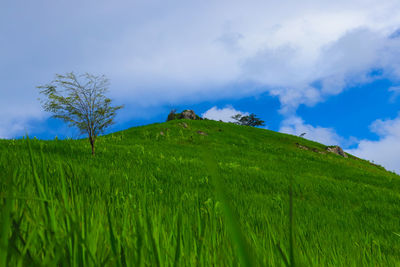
90,138,95,156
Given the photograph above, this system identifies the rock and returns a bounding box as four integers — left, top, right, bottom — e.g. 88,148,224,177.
296,143,327,154
296,143,309,150
160,131,165,136
167,109,202,121
181,110,197,120
327,146,348,158
197,130,208,136
180,122,188,128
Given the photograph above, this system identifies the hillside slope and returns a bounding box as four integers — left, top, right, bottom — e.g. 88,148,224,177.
1,119,400,266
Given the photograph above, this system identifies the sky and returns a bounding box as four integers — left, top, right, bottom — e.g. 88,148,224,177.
1,0,400,173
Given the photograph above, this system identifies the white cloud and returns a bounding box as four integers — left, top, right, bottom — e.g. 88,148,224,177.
0,119,25,139
0,99,45,139
280,116,345,146
389,86,400,102
202,106,249,122
3,0,400,136
0,117,42,139
83,0,400,116
348,115,400,174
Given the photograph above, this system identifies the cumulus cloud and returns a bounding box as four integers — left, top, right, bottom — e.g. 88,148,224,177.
280,116,345,146
3,0,400,136
348,115,400,174
202,106,249,122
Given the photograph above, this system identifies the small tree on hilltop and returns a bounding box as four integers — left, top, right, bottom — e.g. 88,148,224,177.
231,113,265,127
167,109,177,121
38,72,124,155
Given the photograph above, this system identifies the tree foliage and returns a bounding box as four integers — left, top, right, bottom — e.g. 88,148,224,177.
231,113,265,127
167,109,177,121
38,72,123,155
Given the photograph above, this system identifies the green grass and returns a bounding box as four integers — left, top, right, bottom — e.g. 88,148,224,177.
1,119,399,266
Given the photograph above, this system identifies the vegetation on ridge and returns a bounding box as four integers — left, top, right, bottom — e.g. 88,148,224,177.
1,119,399,266
231,113,265,127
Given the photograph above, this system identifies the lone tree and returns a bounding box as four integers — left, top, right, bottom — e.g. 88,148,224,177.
38,72,123,155
231,113,265,127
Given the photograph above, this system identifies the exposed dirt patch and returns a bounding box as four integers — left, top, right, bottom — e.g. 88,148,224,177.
197,131,208,136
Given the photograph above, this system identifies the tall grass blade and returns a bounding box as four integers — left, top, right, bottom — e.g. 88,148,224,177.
146,213,161,267
202,148,255,267
289,178,295,267
173,212,182,267
0,172,16,267
277,242,290,267
106,204,120,267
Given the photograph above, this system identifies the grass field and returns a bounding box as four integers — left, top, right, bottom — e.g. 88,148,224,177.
1,119,400,266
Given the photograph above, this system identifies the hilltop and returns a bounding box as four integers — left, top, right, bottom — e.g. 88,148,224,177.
1,119,400,266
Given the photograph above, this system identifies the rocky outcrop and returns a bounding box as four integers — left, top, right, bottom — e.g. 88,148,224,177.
181,110,197,120
166,109,202,121
295,143,348,158
327,146,348,158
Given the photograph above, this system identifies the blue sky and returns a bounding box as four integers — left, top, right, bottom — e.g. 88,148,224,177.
1,0,400,173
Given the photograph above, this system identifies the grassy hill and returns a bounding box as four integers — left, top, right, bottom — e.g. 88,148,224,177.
1,119,399,266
